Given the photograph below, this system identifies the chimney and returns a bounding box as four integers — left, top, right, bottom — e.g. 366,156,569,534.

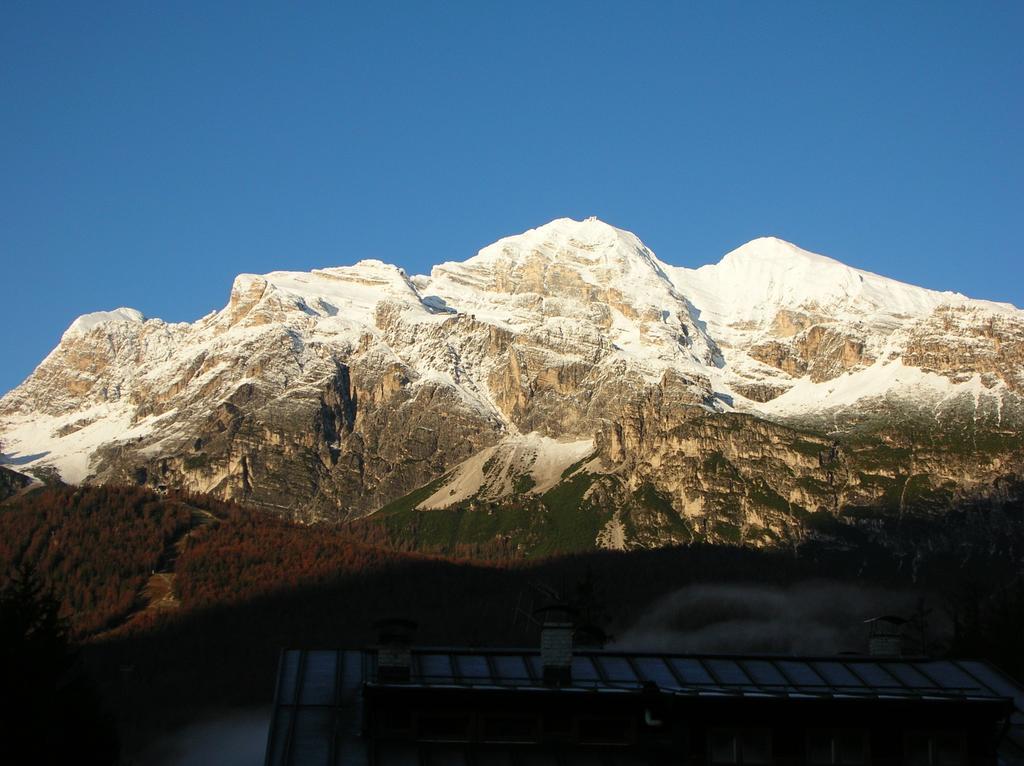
536,605,575,685
864,615,906,657
374,618,417,683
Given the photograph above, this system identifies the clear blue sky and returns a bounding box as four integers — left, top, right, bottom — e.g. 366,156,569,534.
2,2,1022,395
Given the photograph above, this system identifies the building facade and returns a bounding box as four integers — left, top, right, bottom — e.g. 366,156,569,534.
264,642,1024,765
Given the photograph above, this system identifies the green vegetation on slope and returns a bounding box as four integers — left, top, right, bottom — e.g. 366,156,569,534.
374,475,449,517
530,473,609,557
359,471,609,559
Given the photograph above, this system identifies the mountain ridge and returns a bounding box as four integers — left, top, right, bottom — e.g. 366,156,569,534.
34,217,1020,362
1,217,1022,554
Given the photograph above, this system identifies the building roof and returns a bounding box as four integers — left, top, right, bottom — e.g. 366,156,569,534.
264,648,1024,766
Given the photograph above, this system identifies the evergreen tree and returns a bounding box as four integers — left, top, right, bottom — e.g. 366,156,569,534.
0,565,119,765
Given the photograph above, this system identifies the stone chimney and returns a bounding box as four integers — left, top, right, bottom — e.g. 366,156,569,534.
536,605,575,685
864,615,906,657
374,618,417,682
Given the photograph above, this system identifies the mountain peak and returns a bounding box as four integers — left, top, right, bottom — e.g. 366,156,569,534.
427,216,677,305
62,307,145,340
497,216,640,255
721,236,843,268
675,235,966,329
542,214,621,233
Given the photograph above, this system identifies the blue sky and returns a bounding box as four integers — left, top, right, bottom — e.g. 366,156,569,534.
2,2,1021,394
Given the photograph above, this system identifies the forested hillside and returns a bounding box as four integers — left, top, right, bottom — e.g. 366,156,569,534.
2,484,1021,760
0,485,194,634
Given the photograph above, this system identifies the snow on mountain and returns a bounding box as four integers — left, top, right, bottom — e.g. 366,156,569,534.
659,235,1022,409
421,217,720,379
418,432,595,510
62,307,146,340
1,217,1021,497
223,260,433,326
668,235,1015,337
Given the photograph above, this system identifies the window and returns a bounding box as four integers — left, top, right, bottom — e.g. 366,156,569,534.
807,730,868,764
480,715,538,743
415,713,472,742
577,716,633,745
709,728,772,764
376,707,413,736
542,713,572,739
905,732,966,766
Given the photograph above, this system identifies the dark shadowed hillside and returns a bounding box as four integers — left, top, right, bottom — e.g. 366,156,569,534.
2,484,1021,761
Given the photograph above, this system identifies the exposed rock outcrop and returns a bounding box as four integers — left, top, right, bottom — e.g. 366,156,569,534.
2,218,1021,548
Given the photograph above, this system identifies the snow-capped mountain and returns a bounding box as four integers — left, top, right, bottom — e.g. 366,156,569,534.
2,218,1022,550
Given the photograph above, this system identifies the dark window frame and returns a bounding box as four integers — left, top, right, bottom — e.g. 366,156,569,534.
708,726,773,765
413,711,474,743
904,730,968,766
478,713,541,743
806,728,870,765
374,706,414,737
541,711,573,741
575,714,636,746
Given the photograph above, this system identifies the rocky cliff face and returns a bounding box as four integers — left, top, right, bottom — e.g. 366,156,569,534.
2,218,1022,551
0,465,32,502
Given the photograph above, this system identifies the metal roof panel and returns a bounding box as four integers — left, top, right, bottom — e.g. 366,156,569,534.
883,661,936,688
289,708,332,766
597,655,639,683
491,654,531,681
704,658,755,688
300,650,340,706
454,654,492,681
570,655,600,682
955,660,1024,704
740,659,789,688
810,660,866,689
776,659,827,688
912,661,984,692
633,656,680,688
844,661,902,689
278,650,302,705
419,653,455,681
267,706,293,766
669,657,715,685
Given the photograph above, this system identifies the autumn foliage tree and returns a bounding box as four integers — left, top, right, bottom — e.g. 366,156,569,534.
0,485,192,634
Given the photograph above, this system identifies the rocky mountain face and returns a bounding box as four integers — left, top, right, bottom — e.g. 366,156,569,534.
2,218,1022,553
0,465,31,502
